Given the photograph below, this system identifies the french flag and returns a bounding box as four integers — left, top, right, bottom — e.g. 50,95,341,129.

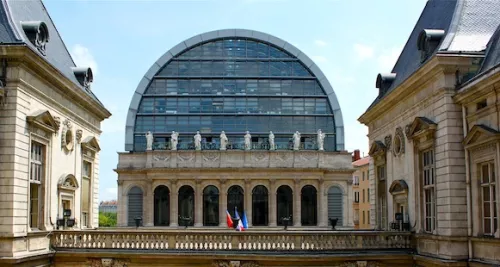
235,209,245,231
226,210,233,228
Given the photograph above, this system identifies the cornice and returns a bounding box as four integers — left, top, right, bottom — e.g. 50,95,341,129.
0,45,111,120
114,167,354,175
454,73,500,104
359,55,477,124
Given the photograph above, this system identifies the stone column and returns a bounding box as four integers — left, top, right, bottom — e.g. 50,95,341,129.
117,180,125,227
219,179,227,227
144,180,154,227
245,179,252,227
294,178,301,227
195,179,203,227
318,178,327,227
269,179,277,227
170,180,178,227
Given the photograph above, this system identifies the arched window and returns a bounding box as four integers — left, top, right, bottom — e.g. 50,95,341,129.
227,185,244,218
328,186,343,226
252,185,268,226
301,185,317,226
203,185,219,226
154,185,170,226
178,185,194,226
277,185,293,225
127,186,143,226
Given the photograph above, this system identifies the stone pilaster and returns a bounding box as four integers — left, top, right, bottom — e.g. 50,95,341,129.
294,178,301,227
170,179,178,227
319,178,327,227
219,178,228,227
195,179,203,227
144,180,153,227
245,179,252,226
269,179,277,227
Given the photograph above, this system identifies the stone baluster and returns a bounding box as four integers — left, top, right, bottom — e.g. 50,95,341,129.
219,179,227,227
294,178,301,227
269,179,277,227
244,179,252,227
170,179,178,227
195,179,203,227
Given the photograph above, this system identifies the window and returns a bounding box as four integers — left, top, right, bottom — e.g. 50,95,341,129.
363,211,365,224
368,210,370,226
422,149,436,233
480,162,497,236
354,191,359,203
362,172,365,181
367,188,370,202
377,165,387,230
362,189,365,203
30,141,44,229
82,161,92,227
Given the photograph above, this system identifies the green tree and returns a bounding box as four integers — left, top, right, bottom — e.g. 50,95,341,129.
99,212,117,227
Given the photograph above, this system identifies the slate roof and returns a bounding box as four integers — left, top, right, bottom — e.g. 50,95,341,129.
0,0,104,107
477,25,500,74
366,0,500,112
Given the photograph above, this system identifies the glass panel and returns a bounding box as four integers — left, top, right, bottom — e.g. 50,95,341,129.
482,164,490,184
82,177,90,211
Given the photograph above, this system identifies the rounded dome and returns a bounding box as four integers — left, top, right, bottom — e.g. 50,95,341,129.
125,29,344,152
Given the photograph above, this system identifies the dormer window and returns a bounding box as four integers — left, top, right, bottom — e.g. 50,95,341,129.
71,67,93,90
376,73,396,96
417,29,445,63
21,21,50,56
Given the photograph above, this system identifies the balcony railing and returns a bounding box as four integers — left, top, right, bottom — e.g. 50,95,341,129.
51,230,411,252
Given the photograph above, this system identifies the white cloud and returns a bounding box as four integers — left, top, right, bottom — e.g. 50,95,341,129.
311,55,328,63
314,40,328,47
71,44,98,74
103,187,117,201
353,43,374,61
377,46,403,72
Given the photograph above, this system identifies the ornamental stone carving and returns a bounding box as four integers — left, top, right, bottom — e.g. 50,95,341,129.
153,154,170,161
404,123,411,140
76,129,83,143
177,152,195,162
145,131,154,151
61,119,74,152
203,152,219,162
393,127,405,156
212,260,259,267
89,258,130,267
384,134,392,150
54,116,61,132
194,131,202,150
293,131,301,150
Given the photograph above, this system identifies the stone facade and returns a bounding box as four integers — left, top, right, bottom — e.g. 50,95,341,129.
116,150,354,229
358,0,500,265
0,1,111,265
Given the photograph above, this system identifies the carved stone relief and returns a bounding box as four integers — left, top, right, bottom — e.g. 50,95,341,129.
153,154,170,162
203,152,220,162
61,119,74,152
275,152,291,162
404,123,411,140
212,260,259,267
393,127,405,156
177,152,195,162
54,116,61,132
76,129,83,143
88,258,130,267
384,135,392,150
252,152,267,161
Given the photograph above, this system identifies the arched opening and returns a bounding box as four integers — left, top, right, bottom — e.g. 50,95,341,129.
328,186,343,226
127,186,143,226
178,185,194,226
301,185,317,226
277,185,293,225
203,185,219,226
154,185,170,226
252,185,268,226
227,185,244,218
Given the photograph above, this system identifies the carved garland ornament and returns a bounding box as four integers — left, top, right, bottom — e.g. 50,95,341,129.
393,127,405,156
61,119,74,152
384,135,392,150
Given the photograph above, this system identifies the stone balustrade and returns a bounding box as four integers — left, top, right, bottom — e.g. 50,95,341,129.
116,150,353,170
51,230,411,252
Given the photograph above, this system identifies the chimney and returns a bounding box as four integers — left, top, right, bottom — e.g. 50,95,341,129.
352,149,361,162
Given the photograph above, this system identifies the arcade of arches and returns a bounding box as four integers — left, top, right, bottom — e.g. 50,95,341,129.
122,179,346,228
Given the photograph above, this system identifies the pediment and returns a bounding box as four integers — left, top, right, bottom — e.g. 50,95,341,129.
407,117,437,139
464,124,500,147
26,110,58,133
58,174,78,190
389,179,408,194
369,141,386,156
81,136,101,152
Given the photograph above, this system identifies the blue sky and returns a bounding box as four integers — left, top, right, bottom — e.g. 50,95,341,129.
43,0,427,201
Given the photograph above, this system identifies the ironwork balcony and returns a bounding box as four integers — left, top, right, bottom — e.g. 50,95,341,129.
51,229,412,252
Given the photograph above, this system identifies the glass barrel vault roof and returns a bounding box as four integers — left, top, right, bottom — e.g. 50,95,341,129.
125,29,344,152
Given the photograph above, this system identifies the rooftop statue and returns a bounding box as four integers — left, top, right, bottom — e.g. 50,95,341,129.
220,131,228,151
317,129,325,151
170,131,179,151
194,131,202,151
244,131,252,150
145,131,154,151
293,131,301,151
269,131,275,150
